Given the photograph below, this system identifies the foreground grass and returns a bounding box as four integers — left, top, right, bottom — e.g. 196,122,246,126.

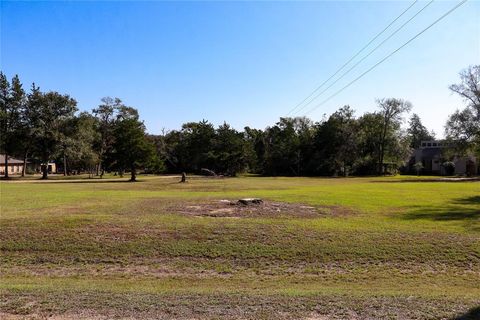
0,175,479,319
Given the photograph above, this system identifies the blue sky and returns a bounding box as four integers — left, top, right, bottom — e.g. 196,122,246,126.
1,1,479,136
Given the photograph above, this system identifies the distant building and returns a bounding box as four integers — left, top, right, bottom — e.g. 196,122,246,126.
410,140,477,176
0,155,25,175
0,154,57,175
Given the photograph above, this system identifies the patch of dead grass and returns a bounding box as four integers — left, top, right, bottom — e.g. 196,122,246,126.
134,199,357,219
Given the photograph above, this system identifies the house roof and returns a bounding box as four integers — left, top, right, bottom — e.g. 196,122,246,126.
0,154,27,165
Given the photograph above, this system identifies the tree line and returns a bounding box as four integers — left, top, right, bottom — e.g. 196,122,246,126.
1,65,478,180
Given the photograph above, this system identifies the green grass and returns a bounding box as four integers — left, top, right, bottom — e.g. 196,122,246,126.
0,175,479,319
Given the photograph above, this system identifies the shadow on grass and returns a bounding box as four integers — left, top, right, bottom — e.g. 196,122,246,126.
403,203,479,221
453,195,480,205
372,177,480,183
402,195,480,231
452,306,480,320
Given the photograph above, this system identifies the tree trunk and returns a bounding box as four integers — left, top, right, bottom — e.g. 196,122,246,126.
21,152,27,177
41,166,48,179
379,115,391,175
180,172,186,183
130,165,137,182
4,152,9,179
63,152,67,176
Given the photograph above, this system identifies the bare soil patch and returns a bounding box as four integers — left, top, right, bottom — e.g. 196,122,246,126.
161,199,339,218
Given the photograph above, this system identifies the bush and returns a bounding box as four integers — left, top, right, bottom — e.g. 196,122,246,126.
442,161,455,176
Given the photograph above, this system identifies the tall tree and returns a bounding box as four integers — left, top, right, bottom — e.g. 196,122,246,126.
112,109,155,182
0,72,10,178
449,65,480,112
356,112,383,174
0,73,25,178
63,112,100,176
263,118,298,176
176,120,216,173
376,98,412,174
211,123,247,176
407,113,434,149
445,65,480,159
56,112,99,176
262,117,314,176
92,97,123,176
32,91,77,179
243,127,265,174
17,83,41,176
314,106,358,176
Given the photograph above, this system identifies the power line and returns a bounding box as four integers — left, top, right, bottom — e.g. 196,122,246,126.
293,0,434,116
303,0,468,117
286,0,418,116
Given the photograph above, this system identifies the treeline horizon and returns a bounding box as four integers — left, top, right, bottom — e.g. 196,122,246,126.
1,65,478,180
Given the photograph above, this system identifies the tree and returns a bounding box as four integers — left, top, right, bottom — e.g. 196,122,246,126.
211,123,247,176
92,97,123,176
263,118,303,176
112,110,155,182
313,106,358,176
446,65,480,159
59,112,99,176
243,127,265,174
376,98,412,174
407,113,434,149
145,133,167,174
156,130,183,172
176,120,216,173
0,73,11,178
0,73,25,178
31,91,77,179
449,65,480,112
17,83,42,176
355,112,383,174
413,161,423,176
356,108,410,176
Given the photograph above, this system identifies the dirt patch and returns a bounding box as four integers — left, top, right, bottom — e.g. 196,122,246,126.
126,198,358,219
165,200,328,218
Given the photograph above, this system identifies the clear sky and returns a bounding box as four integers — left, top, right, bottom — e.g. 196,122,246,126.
1,1,479,137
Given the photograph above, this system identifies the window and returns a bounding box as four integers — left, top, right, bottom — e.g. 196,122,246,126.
432,143,437,147
427,143,431,147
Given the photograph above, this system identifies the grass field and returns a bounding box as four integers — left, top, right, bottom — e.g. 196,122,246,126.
0,175,479,319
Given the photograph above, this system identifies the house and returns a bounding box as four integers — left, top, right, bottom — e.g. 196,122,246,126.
410,140,477,176
0,154,57,175
0,155,25,175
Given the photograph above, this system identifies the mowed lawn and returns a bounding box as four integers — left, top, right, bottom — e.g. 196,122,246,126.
0,176,479,319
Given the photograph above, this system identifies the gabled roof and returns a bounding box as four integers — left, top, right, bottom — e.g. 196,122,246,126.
0,154,27,164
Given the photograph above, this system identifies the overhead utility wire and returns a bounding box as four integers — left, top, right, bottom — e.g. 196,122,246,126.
303,0,468,116
293,0,434,116
286,0,418,116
